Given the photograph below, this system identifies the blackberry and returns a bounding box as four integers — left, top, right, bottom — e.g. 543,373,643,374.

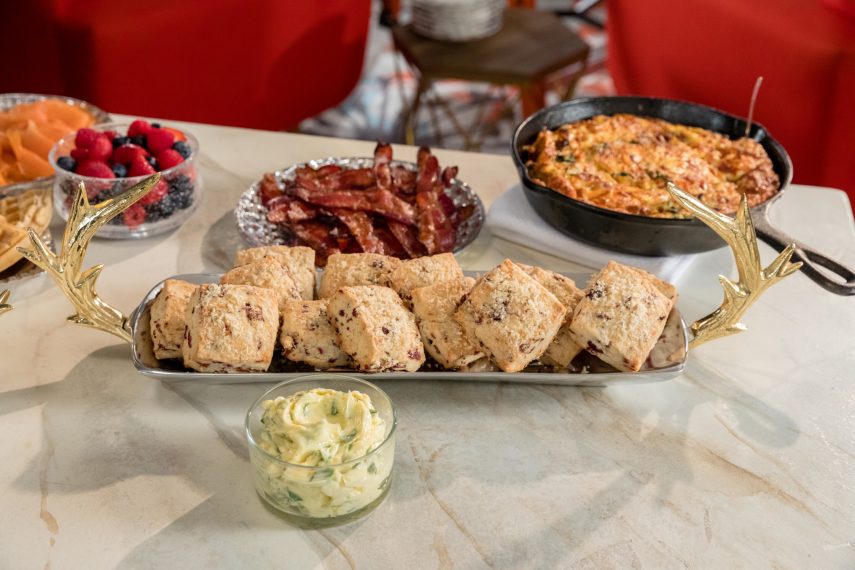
111,163,128,178
112,136,130,148
94,182,125,204
172,191,194,210
168,174,193,195
57,156,76,172
130,135,147,148
172,141,192,159
144,203,167,222
146,194,178,221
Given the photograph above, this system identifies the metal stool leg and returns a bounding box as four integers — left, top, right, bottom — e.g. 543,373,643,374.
404,77,428,145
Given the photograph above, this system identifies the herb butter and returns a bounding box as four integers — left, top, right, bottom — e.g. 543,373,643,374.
254,388,393,518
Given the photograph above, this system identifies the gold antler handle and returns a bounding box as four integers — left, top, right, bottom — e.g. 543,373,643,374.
0,289,11,316
17,175,160,343
666,182,802,348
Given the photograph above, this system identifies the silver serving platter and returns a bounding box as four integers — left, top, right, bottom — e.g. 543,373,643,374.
0,93,111,196
235,156,485,253
130,272,688,386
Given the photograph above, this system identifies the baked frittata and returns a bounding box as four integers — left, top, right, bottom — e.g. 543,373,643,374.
523,114,779,218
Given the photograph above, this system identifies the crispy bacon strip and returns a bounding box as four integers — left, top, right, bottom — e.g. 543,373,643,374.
374,142,392,191
417,146,431,170
391,166,417,195
387,220,426,258
415,154,455,254
291,221,341,266
292,187,416,225
331,209,387,254
374,226,407,258
266,196,319,223
441,166,458,188
259,173,285,206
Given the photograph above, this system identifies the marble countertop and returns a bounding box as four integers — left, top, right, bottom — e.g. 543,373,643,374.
1,118,854,569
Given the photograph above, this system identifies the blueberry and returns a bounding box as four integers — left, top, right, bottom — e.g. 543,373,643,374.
151,122,161,129
57,156,76,172
130,135,147,148
172,141,192,159
111,163,128,178
112,136,130,148
146,156,158,169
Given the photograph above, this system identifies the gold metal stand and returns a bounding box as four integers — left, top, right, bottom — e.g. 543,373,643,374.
16,175,160,342
0,290,11,316
666,182,802,348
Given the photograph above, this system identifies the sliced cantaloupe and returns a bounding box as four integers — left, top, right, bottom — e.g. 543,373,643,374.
0,99,97,184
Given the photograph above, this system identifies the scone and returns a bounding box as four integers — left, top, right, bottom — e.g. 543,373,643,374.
182,284,279,373
569,261,673,372
279,300,351,369
389,252,464,307
220,257,302,311
149,279,197,359
518,264,584,369
454,259,566,373
318,253,402,299
328,285,425,372
234,245,316,300
627,266,678,308
410,277,484,369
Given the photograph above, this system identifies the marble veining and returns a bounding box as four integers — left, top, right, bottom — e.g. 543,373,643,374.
0,116,854,568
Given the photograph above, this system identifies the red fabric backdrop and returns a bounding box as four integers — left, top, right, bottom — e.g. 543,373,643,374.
1,0,371,130
607,0,855,208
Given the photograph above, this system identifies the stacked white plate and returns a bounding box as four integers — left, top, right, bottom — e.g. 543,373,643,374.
412,0,504,42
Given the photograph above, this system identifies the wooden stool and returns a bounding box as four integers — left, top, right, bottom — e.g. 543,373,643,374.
392,8,590,148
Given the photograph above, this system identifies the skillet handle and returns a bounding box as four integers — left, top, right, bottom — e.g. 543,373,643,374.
753,211,855,296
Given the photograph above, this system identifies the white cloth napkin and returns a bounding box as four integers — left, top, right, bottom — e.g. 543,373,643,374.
486,185,697,282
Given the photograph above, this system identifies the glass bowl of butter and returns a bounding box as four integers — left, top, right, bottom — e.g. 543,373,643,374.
245,374,397,527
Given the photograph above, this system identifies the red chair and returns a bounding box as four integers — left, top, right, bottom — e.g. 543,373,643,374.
1,0,371,131
607,0,855,208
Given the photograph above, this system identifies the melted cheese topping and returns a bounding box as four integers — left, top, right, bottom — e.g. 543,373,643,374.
524,114,779,218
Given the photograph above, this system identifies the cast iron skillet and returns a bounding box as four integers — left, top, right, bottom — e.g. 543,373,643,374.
511,96,855,296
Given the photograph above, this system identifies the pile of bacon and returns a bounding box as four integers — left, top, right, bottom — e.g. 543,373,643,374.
260,143,467,265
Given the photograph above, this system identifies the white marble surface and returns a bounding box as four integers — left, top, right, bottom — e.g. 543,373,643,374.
1,118,854,569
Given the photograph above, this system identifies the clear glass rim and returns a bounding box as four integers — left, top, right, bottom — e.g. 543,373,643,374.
47,121,199,182
245,374,398,471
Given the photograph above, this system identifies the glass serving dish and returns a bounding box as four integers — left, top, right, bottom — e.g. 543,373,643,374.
48,122,202,239
245,375,397,528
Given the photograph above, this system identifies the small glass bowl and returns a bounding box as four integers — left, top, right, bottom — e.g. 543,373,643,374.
245,375,397,528
48,122,202,239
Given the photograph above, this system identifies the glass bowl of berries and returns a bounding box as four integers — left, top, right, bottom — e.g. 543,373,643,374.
48,119,201,238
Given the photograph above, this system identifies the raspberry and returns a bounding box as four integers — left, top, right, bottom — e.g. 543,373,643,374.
103,130,118,141
146,128,175,154
156,149,184,170
111,144,149,165
128,120,152,138
123,203,146,228
76,160,115,179
128,154,156,177
138,179,168,206
70,147,90,162
74,128,99,149
89,135,113,161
